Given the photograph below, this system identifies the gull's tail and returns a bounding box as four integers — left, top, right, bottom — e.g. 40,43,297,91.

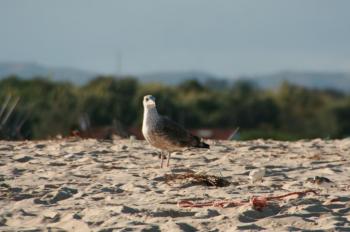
198,140,210,149
193,136,210,149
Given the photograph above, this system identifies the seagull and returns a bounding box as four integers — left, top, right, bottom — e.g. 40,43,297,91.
142,95,209,168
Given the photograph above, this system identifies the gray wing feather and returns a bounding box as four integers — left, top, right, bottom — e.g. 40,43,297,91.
155,116,200,147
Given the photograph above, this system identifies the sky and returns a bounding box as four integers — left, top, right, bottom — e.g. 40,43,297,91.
1,0,350,78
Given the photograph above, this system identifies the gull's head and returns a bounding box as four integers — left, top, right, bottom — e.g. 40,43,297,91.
143,95,156,109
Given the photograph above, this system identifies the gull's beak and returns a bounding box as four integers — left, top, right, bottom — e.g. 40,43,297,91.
149,96,156,102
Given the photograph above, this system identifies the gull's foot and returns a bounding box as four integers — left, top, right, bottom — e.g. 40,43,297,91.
158,153,166,159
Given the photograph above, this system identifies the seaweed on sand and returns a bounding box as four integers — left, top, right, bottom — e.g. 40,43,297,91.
164,172,230,187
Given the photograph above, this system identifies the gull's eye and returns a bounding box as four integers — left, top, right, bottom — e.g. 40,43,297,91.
146,98,149,101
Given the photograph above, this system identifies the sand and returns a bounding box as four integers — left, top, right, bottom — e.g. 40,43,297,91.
0,138,349,231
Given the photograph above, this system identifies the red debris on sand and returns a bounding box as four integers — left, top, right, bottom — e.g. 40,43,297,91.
178,199,245,208
177,189,318,211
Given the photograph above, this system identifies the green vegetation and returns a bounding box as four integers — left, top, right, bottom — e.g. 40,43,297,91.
0,75,349,140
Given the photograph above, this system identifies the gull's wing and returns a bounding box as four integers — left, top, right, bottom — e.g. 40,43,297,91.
154,116,209,148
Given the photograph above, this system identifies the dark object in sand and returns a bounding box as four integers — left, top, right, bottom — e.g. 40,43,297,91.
164,172,230,187
306,176,332,185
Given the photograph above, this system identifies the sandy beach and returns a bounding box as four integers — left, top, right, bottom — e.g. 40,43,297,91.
0,138,349,231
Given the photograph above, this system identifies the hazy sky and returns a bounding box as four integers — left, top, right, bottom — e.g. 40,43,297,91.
1,0,350,77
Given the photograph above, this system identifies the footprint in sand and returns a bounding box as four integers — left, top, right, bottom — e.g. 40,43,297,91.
238,204,280,223
34,186,78,205
13,154,33,163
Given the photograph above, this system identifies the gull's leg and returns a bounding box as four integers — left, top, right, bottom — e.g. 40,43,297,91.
166,152,171,167
160,152,164,168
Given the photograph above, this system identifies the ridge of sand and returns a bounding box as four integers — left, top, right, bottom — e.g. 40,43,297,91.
0,138,349,231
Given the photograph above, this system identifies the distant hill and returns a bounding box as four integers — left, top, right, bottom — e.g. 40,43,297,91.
0,62,96,85
138,71,223,85
138,70,350,92
1,62,350,92
0,63,225,86
246,71,350,93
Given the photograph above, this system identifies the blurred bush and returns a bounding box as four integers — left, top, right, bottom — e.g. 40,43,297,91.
0,75,349,140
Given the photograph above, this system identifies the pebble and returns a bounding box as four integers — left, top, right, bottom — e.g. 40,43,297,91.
115,205,139,214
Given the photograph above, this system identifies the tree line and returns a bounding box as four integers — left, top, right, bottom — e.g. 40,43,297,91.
0,75,349,140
